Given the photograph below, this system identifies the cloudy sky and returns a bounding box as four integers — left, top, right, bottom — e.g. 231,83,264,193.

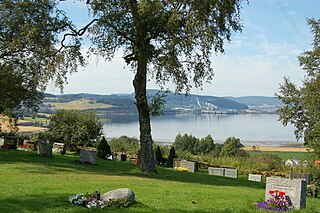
46,0,320,97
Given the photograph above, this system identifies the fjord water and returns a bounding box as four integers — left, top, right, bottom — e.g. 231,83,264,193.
102,113,301,146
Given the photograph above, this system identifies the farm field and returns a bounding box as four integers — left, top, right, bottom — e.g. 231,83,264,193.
0,150,319,213
45,99,113,110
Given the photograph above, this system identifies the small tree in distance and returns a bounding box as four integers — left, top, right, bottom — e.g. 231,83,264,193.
154,145,163,165
167,146,177,167
48,110,103,148
97,136,112,159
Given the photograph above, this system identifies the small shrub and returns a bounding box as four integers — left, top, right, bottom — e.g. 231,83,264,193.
253,153,282,171
154,145,164,165
97,136,111,159
167,146,177,167
109,136,139,154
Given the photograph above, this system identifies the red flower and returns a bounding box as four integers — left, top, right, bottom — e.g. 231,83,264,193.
279,191,285,196
269,190,275,194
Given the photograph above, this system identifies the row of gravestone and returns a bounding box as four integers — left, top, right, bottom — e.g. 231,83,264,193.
248,172,312,184
208,167,238,178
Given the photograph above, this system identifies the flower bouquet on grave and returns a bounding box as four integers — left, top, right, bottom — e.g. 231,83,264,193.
257,190,293,211
174,167,188,172
68,191,105,209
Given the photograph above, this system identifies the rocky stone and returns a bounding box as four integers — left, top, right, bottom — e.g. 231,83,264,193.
101,188,135,204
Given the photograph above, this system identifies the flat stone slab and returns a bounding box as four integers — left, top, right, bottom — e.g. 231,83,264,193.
208,167,225,176
224,168,238,178
80,149,97,164
248,174,262,182
266,177,306,209
180,160,196,173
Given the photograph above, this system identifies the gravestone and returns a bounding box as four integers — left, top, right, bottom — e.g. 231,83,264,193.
208,167,225,176
80,149,97,164
289,172,312,185
266,177,307,209
224,168,238,178
173,158,181,168
248,174,262,182
187,160,198,171
52,142,65,154
180,160,196,173
0,137,4,146
37,142,53,157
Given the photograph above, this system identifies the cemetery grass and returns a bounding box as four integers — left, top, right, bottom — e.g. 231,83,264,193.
0,151,319,213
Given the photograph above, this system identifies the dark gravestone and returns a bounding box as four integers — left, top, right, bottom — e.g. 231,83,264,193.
289,172,312,185
80,149,97,164
37,142,53,157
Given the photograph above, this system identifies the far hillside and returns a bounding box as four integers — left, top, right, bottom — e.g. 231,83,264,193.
225,96,282,107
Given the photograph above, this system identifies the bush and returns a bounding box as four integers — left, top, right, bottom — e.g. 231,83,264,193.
109,136,140,154
253,153,282,171
173,133,216,155
167,146,177,167
97,136,111,159
221,137,246,157
154,145,164,165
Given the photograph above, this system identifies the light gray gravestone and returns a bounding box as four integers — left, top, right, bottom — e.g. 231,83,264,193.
80,149,97,164
248,174,262,182
208,167,225,176
52,142,65,154
180,160,196,173
224,168,238,178
266,177,306,209
0,137,4,146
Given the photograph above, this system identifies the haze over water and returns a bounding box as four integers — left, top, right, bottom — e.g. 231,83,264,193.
102,113,301,147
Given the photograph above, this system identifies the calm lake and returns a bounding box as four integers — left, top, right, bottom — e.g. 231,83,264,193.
101,113,301,147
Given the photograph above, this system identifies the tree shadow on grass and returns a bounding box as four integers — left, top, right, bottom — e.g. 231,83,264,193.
0,194,256,213
0,150,265,189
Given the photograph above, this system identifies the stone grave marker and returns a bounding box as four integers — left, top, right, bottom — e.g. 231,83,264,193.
289,172,312,185
80,149,97,164
173,158,181,168
180,160,196,173
37,142,53,157
52,142,65,154
248,174,262,182
266,177,307,209
208,167,225,176
0,137,4,146
224,168,238,178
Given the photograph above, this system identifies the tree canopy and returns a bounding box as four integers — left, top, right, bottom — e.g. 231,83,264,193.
48,110,103,147
1,0,245,173
0,0,84,113
277,18,320,156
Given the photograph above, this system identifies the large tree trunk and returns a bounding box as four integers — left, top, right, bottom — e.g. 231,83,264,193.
133,56,156,174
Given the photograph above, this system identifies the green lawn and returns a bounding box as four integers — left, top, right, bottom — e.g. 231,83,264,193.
247,151,312,161
0,150,319,213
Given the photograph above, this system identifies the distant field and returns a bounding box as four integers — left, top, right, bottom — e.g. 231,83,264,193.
45,99,113,110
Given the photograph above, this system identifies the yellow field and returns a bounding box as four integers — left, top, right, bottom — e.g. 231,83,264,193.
45,99,113,110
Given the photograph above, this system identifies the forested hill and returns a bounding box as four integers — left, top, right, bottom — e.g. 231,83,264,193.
44,90,249,111
224,96,282,107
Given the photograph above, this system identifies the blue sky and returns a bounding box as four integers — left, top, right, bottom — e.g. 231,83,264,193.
46,0,320,97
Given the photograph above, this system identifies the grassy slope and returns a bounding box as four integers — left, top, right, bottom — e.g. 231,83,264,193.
0,150,319,213
247,151,312,161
